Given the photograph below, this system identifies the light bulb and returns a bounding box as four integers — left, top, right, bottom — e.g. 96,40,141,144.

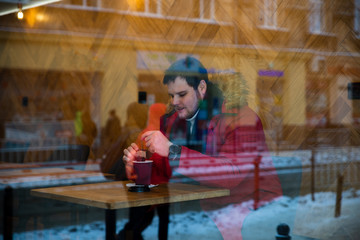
17,10,23,19
17,3,23,20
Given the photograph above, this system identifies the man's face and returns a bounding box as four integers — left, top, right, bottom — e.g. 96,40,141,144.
167,77,202,119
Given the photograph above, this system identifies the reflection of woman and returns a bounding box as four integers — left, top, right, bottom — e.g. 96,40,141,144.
100,102,148,180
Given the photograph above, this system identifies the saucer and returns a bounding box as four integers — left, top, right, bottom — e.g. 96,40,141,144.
126,183,158,188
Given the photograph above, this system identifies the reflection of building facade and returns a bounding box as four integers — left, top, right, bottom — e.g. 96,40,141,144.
0,0,359,151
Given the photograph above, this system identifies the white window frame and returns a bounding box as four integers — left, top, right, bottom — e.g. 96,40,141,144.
309,0,325,34
262,0,278,29
199,0,215,20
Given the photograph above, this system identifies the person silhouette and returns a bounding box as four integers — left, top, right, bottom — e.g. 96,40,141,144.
104,109,122,148
100,102,148,180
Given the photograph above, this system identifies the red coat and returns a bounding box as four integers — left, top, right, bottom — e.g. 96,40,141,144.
150,105,283,239
152,104,282,202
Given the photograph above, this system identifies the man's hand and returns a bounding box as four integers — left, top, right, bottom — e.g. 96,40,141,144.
123,143,139,180
141,131,172,157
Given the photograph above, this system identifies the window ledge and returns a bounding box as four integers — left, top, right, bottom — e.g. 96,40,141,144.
308,31,336,37
258,25,289,32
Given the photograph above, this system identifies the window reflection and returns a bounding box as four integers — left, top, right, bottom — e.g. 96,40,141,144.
0,0,359,239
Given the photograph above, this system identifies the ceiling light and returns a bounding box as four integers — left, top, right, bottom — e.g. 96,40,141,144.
17,3,23,19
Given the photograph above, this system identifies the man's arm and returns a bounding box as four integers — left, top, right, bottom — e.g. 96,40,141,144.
174,126,262,189
173,119,282,206
138,118,281,203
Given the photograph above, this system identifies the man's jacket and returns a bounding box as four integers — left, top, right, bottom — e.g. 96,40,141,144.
151,104,282,207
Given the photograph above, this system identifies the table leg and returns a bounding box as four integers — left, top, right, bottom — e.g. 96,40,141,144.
105,209,116,240
3,186,13,240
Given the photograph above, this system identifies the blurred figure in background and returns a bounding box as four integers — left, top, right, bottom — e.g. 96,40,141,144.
74,108,97,161
100,102,148,180
104,109,122,148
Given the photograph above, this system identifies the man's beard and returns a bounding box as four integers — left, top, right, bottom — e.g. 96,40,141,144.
179,90,202,119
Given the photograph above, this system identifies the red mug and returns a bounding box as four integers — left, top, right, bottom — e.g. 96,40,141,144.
133,160,153,185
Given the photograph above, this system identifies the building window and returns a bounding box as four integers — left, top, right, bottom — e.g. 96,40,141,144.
126,0,162,14
59,0,163,15
261,0,278,28
309,0,325,34
355,0,360,36
86,0,100,8
60,0,100,8
199,0,215,20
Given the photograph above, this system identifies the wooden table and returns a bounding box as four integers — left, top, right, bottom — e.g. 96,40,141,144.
31,181,230,240
1,167,112,240
0,167,110,186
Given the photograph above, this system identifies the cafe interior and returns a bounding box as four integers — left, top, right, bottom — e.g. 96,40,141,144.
0,0,359,239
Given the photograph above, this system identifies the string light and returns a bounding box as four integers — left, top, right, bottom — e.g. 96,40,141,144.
17,3,23,20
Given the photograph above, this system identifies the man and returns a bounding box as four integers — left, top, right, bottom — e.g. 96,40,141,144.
122,57,282,239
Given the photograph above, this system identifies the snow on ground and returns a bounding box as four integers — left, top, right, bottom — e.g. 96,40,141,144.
242,189,360,240
10,189,360,240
